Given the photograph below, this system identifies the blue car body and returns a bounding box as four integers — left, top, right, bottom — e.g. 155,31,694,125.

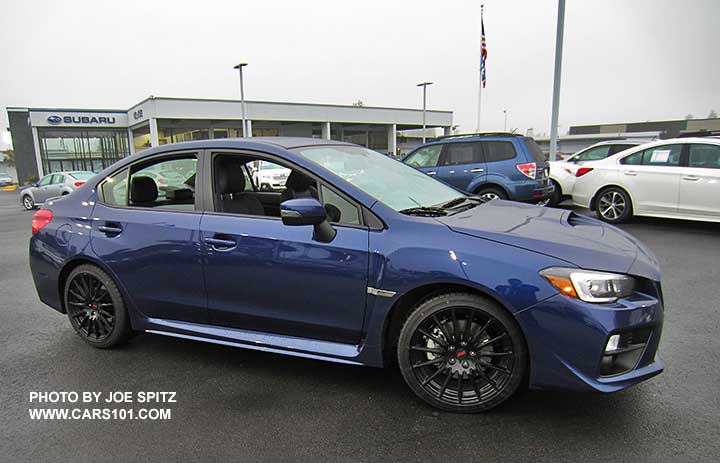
29,138,663,393
403,134,555,202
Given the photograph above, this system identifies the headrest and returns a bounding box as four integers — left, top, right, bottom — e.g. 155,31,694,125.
216,159,246,194
286,170,314,192
130,176,158,204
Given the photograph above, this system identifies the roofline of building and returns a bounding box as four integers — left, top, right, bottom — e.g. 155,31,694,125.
535,131,661,142
8,96,453,116
571,117,719,129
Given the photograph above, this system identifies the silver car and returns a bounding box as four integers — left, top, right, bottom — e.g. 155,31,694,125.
0,172,13,186
21,171,95,210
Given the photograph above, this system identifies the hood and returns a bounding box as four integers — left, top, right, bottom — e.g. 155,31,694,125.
438,200,660,280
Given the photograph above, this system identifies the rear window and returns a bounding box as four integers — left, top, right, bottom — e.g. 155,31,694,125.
69,172,96,181
524,138,548,163
483,141,517,162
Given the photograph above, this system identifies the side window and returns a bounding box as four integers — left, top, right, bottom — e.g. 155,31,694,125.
609,144,636,156
38,175,53,186
688,144,720,169
621,145,682,167
98,168,129,206
575,146,610,162
444,142,480,166
50,174,65,184
129,156,198,210
254,161,290,191
403,145,443,168
320,185,361,225
483,141,517,162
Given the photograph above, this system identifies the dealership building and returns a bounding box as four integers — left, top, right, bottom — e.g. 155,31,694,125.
7,96,453,183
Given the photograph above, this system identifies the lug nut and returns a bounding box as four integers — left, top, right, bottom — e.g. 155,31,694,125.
449,358,456,365
461,341,467,346
462,361,469,368
449,345,455,351
469,351,476,357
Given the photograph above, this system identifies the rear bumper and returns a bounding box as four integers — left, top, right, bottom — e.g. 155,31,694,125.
514,181,555,203
515,292,664,392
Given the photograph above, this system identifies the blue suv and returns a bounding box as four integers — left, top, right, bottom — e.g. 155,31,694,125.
29,137,663,413
403,133,554,203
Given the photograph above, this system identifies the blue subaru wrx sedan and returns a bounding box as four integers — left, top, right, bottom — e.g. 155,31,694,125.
29,137,664,412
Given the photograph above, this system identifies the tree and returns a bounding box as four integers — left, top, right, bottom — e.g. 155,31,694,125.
685,114,695,120
709,109,718,119
0,149,14,167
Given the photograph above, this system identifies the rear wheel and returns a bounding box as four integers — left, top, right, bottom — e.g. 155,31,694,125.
547,180,562,207
397,293,527,413
595,187,632,224
476,187,507,201
64,265,132,348
22,195,35,210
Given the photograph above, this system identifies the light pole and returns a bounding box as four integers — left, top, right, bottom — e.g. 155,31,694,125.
503,109,508,132
417,82,433,143
233,63,249,137
549,0,566,160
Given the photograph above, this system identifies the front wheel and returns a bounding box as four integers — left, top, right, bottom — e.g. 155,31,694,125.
397,293,527,413
64,264,132,348
595,187,633,224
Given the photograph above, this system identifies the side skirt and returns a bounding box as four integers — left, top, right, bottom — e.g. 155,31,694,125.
143,317,364,366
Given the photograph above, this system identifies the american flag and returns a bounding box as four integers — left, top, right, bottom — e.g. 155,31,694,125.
480,15,487,88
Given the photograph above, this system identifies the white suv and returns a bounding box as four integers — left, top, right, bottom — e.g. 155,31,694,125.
571,137,720,223
252,161,291,191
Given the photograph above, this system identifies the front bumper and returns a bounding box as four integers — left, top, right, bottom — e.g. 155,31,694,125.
515,290,664,392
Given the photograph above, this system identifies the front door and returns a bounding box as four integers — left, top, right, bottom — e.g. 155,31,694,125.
201,152,370,344
33,174,55,203
438,141,486,192
90,153,206,323
678,143,720,218
403,144,444,180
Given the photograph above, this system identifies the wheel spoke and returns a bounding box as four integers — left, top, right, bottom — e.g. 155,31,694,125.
437,371,452,399
431,315,452,344
463,311,473,343
457,375,464,404
476,332,507,349
477,368,499,392
412,358,444,369
480,361,511,375
410,346,445,354
451,308,459,342
467,318,492,346
479,351,513,357
418,328,447,347
420,366,447,386
472,378,483,401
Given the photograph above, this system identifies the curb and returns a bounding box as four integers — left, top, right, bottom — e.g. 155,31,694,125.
2,185,18,192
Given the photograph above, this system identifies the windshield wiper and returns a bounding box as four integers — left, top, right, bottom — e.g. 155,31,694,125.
399,206,448,216
438,197,470,209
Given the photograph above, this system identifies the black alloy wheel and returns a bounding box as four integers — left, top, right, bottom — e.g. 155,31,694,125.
398,293,527,413
64,265,132,348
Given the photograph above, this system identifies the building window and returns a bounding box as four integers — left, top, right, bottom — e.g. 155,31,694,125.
38,129,130,174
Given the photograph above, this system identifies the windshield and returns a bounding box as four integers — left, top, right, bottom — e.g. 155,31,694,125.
68,172,95,180
293,145,465,211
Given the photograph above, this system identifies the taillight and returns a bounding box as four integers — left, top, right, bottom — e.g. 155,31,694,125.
31,209,53,235
575,167,594,177
516,162,537,179
74,181,84,187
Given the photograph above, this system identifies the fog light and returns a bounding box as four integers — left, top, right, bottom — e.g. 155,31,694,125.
605,334,620,353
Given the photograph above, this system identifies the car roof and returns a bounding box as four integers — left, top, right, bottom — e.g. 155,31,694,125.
147,137,353,153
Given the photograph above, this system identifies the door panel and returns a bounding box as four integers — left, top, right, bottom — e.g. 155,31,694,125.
200,214,369,344
618,144,683,214
439,142,486,191
403,144,444,178
90,205,206,323
678,144,720,217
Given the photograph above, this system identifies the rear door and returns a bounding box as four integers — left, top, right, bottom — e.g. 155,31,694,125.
437,141,485,192
678,143,720,218
90,151,206,323
618,144,684,214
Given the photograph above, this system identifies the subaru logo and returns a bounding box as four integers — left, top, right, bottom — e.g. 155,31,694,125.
47,115,62,124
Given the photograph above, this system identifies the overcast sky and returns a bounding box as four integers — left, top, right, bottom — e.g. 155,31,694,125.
1,0,719,149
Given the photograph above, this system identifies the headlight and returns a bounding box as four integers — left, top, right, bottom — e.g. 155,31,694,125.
540,267,635,303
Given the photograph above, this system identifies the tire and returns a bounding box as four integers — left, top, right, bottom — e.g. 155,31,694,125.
397,293,528,413
64,264,132,349
594,187,633,224
547,180,562,207
476,187,507,201
22,195,35,210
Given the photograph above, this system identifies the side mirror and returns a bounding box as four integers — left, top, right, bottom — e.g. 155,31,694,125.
280,198,336,243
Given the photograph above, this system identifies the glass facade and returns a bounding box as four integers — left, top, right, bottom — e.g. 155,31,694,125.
38,129,130,174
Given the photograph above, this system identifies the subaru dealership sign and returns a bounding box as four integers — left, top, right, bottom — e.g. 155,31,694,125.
32,111,128,128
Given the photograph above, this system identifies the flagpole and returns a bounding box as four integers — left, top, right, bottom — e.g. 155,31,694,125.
476,4,484,132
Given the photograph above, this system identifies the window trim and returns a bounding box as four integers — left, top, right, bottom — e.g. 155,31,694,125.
95,150,202,213
619,143,685,168
205,149,379,230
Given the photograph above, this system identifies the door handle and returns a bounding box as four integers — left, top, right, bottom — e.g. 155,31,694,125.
205,236,237,250
448,170,456,174
470,168,485,173
682,175,700,181
623,171,638,176
426,171,437,176
98,223,123,236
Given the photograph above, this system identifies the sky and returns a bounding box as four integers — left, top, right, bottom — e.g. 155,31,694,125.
1,0,719,149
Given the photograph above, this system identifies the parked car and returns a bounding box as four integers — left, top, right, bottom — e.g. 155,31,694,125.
572,137,720,223
402,133,554,204
548,141,642,206
0,172,13,186
253,160,291,190
29,137,664,413
21,171,95,210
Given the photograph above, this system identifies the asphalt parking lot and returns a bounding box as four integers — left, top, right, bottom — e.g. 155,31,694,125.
1,190,719,462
